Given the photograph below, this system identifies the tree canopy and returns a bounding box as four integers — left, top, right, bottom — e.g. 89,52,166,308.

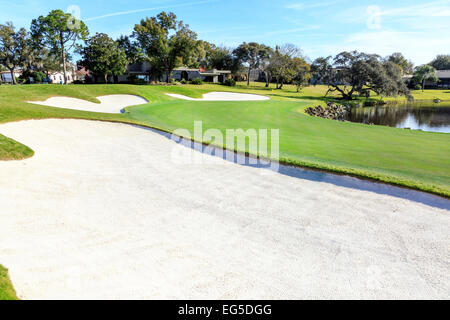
133,11,198,82
386,52,414,75
312,51,410,100
117,35,144,64
269,44,308,89
0,22,29,84
31,9,89,84
79,33,128,83
234,42,272,86
429,54,450,70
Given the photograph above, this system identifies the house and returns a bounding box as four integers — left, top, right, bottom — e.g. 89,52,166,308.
113,62,231,84
248,70,267,82
47,63,77,84
115,61,152,83
0,70,22,83
425,70,450,89
169,67,231,83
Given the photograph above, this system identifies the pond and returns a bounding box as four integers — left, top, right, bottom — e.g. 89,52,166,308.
346,102,450,133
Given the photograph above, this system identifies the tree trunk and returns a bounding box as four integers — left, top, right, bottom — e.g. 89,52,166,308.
9,68,17,85
422,78,425,92
247,68,251,86
264,71,270,87
60,35,67,84
104,74,108,84
166,70,171,83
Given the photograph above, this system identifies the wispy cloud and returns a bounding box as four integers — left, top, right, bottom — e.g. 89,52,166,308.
285,0,341,10
85,0,219,22
379,0,450,18
264,26,320,36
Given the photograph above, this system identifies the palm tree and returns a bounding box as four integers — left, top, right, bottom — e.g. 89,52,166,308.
414,65,439,92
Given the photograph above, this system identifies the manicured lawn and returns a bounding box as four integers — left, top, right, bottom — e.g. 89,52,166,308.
0,83,449,198
0,265,18,300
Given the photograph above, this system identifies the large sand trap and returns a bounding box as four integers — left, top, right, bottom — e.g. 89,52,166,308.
27,95,148,113
0,119,449,300
165,91,270,101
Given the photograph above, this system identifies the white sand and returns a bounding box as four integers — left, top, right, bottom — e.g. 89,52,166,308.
0,119,449,300
26,95,148,113
165,92,270,101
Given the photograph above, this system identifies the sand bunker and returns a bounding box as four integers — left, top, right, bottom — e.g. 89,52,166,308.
0,119,449,299
27,94,148,113
165,92,270,101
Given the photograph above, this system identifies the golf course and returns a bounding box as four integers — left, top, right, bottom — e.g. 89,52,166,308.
1,83,449,197
0,83,449,300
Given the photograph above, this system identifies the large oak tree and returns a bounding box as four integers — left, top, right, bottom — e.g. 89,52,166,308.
312,51,410,100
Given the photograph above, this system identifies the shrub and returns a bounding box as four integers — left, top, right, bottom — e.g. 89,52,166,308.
127,74,147,85
190,78,203,85
33,72,46,83
180,79,188,85
224,78,236,87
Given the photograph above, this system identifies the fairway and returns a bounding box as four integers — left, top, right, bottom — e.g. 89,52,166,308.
0,83,449,196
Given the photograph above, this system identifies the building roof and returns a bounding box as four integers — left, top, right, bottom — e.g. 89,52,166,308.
436,70,450,79
174,67,231,75
200,72,221,76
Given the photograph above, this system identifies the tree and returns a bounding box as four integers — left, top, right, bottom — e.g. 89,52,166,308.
312,51,410,100
386,52,414,75
234,42,271,86
269,44,305,89
133,11,198,83
79,33,128,84
413,65,439,92
209,46,241,73
117,35,143,64
258,47,274,87
370,60,410,99
40,50,64,78
429,54,450,70
31,9,89,84
292,57,311,92
0,22,29,85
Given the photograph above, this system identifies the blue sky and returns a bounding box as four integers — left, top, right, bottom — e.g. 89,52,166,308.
1,0,449,65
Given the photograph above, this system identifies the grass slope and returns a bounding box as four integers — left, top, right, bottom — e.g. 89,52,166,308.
0,265,18,300
0,83,449,198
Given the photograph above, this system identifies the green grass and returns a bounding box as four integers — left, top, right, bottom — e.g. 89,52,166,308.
0,83,449,198
0,265,18,300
